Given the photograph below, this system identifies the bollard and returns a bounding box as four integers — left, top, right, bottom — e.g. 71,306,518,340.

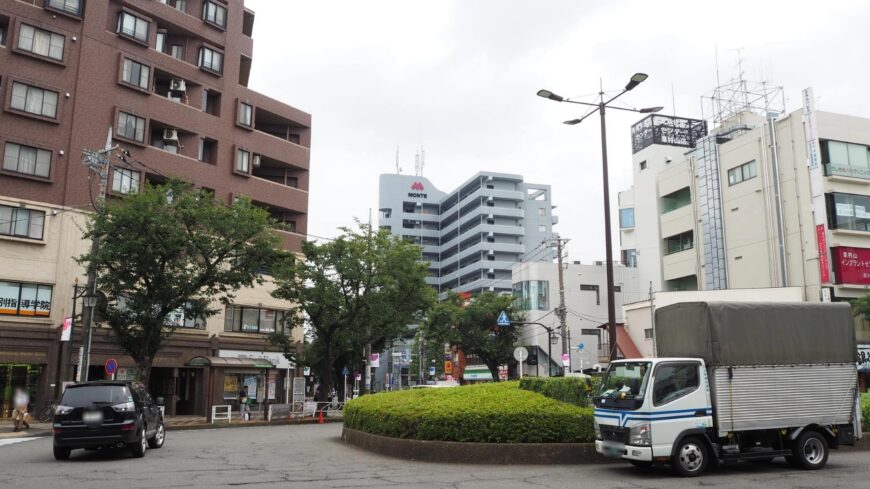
318,410,324,424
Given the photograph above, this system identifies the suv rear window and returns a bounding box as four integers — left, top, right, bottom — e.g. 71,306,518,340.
61,385,132,407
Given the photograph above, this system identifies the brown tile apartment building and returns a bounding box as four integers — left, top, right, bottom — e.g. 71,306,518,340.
0,0,309,418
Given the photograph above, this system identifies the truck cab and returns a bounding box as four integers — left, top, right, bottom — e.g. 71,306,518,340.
594,358,713,475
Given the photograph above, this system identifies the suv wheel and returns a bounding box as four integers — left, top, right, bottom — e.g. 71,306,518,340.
129,425,147,458
148,420,165,449
53,446,71,461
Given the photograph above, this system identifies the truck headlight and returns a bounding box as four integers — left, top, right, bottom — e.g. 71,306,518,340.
629,423,651,446
594,419,601,440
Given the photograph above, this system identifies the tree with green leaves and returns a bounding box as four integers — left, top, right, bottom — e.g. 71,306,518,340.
78,180,286,386
426,291,524,382
853,293,870,321
270,223,435,401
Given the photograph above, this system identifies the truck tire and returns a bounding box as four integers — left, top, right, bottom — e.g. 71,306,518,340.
672,437,709,477
790,431,828,470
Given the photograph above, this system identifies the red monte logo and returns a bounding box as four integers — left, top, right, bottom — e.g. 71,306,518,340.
411,182,425,191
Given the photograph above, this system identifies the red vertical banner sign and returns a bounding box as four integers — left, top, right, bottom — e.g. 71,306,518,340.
816,224,830,283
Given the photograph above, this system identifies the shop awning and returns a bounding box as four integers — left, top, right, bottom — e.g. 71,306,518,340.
186,356,275,369
462,365,493,380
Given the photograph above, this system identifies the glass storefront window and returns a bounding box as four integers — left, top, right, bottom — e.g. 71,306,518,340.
827,193,870,232
224,305,286,334
512,280,549,311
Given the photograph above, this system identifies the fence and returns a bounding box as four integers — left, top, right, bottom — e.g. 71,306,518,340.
211,405,232,424
267,400,344,422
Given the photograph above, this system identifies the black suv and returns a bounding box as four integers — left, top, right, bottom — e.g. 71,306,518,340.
52,381,165,460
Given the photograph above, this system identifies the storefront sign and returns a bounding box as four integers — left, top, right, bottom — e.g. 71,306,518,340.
369,353,380,368
444,360,453,374
61,317,72,342
833,247,870,285
817,225,830,283
218,349,294,369
858,345,870,372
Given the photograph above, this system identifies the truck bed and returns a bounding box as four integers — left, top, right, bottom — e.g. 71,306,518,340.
710,363,857,436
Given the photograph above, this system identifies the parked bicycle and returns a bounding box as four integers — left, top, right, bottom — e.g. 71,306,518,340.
37,400,58,423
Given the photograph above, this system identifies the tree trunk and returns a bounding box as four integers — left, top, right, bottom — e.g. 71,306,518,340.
137,358,153,388
486,360,500,383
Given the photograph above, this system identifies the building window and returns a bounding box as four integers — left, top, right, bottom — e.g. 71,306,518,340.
664,230,694,255
827,192,870,232
45,0,83,17
727,160,757,186
537,208,546,216
512,280,549,311
238,102,253,127
158,0,187,12
3,142,51,178
10,82,58,118
170,44,184,60
121,58,150,90
155,30,166,53
0,205,45,240
116,111,146,142
821,140,870,180
17,24,65,61
644,328,654,339
112,167,140,195
661,187,691,213
198,138,217,164
223,305,286,333
235,149,250,173
198,46,223,74
202,1,227,28
580,284,600,305
639,160,647,170
537,224,546,233
619,208,634,228
581,328,600,338
0,281,52,317
202,89,220,116
621,249,637,268
117,11,150,43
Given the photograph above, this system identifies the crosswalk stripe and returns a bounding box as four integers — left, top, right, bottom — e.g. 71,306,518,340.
0,437,41,447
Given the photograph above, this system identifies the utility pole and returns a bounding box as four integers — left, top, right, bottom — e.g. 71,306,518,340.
554,238,570,375
79,146,117,383
649,281,656,356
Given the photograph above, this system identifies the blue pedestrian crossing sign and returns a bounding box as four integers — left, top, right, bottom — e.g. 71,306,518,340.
342,367,350,376
496,311,511,327
578,343,585,352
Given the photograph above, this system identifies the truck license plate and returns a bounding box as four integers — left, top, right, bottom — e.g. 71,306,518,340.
601,441,626,458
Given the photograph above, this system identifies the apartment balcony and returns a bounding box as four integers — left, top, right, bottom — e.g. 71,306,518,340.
142,0,229,48
246,128,310,171
482,188,524,201
659,204,693,239
236,175,308,215
662,248,696,281
274,228,304,252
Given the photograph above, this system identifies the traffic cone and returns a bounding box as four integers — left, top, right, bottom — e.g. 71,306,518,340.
318,410,324,424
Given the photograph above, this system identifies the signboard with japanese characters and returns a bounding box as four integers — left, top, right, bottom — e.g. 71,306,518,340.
858,345,869,372
833,247,870,285
0,281,52,317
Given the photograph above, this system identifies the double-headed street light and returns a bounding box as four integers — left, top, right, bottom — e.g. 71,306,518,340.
537,73,662,361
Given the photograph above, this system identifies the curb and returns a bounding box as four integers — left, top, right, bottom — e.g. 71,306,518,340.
341,428,870,465
340,427,612,464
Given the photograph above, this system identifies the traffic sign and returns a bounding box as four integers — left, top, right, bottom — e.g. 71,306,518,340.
513,346,528,362
428,366,436,376
104,358,118,376
496,310,510,327
578,343,585,352
341,367,349,376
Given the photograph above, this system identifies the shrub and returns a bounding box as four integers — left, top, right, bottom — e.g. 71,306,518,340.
862,392,869,433
519,376,601,407
344,382,594,443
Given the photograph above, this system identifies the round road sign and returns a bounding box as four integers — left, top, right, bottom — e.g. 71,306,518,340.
513,346,528,362
104,358,118,376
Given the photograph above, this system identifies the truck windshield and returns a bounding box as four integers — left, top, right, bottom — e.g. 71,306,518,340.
595,361,651,410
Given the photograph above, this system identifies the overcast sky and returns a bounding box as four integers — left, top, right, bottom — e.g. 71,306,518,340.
245,0,870,262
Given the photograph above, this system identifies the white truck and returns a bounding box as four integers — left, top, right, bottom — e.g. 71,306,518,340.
594,302,861,476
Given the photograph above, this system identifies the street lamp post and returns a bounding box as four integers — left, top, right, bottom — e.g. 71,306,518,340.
79,288,99,382
537,74,662,361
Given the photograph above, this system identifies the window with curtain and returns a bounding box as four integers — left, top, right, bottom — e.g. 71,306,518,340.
17,24,65,60
3,142,51,178
10,82,58,118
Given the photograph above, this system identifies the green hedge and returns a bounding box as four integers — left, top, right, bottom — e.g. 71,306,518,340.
518,376,600,407
344,382,595,443
862,393,869,432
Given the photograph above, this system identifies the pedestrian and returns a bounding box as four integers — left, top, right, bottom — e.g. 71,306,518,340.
239,385,251,421
12,388,31,432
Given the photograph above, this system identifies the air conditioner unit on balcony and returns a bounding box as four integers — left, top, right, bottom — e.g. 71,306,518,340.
252,154,261,168
162,128,179,143
170,79,186,92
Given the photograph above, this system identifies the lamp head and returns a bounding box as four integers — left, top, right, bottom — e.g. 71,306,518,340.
563,119,582,125
536,89,564,102
639,106,664,113
624,73,649,91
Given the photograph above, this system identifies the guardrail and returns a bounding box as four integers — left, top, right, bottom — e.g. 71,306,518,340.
267,400,344,421
211,405,232,424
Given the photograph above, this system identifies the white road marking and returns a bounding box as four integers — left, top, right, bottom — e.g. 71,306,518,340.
0,437,41,447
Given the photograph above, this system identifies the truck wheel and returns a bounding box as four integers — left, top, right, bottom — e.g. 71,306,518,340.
791,431,828,470
672,437,709,477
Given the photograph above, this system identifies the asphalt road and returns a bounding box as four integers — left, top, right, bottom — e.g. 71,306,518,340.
2,424,869,489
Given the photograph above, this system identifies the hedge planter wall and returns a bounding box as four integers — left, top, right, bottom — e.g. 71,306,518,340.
344,382,595,443
518,377,600,407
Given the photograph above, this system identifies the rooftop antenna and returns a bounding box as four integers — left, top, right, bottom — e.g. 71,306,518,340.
419,146,425,176
395,146,401,174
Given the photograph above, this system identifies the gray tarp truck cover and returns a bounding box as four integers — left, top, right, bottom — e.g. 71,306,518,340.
655,301,857,366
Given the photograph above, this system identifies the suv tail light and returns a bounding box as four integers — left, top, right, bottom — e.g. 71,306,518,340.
55,405,74,415
112,401,135,413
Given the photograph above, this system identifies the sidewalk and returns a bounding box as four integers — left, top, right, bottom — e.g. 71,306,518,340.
0,414,341,439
